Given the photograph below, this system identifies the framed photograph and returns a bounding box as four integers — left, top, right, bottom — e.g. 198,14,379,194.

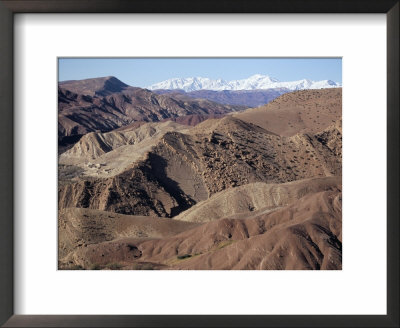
0,1,398,327
57,57,343,272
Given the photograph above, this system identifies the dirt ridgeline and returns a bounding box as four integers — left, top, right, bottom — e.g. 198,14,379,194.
58,87,342,270
58,76,244,143
59,121,191,169
173,176,341,223
59,176,341,270
58,115,342,217
58,208,199,263
234,88,342,136
161,113,227,126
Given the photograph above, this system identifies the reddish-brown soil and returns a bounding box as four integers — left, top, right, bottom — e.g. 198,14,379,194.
59,76,244,143
234,88,341,136
60,177,341,270
58,86,342,270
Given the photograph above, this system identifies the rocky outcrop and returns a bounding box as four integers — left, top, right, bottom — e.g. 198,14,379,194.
59,116,342,217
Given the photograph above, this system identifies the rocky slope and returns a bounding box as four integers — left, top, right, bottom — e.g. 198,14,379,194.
58,76,245,145
58,207,199,265
173,176,341,223
59,177,341,270
58,85,342,270
161,113,227,126
59,121,190,169
234,88,342,136
59,115,341,217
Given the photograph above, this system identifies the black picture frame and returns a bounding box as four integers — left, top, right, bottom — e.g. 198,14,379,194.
0,1,398,327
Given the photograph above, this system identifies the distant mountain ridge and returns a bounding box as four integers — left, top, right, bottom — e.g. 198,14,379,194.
154,88,289,107
147,74,341,92
58,76,245,152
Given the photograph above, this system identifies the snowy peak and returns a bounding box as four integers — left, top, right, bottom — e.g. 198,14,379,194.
148,77,229,92
247,74,279,83
147,74,341,92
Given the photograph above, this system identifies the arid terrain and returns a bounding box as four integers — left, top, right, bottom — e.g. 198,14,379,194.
58,76,244,153
58,76,342,270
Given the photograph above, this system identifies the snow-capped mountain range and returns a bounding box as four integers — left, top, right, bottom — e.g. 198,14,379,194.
147,74,341,92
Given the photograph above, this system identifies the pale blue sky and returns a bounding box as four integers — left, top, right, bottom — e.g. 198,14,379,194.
58,58,342,87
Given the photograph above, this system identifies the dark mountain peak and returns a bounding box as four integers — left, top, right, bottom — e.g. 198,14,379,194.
100,75,127,85
59,76,129,96
103,75,117,80
98,76,129,96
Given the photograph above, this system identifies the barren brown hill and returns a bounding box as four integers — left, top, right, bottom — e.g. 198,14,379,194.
59,121,190,172
58,77,245,144
161,113,227,126
174,176,341,223
58,79,342,271
60,177,341,270
59,76,129,96
58,207,199,266
234,88,341,136
59,116,341,217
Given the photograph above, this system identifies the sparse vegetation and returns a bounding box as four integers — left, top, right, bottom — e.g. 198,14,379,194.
89,264,101,270
58,164,85,181
60,264,84,270
131,263,155,270
58,78,342,270
216,240,235,249
105,263,123,270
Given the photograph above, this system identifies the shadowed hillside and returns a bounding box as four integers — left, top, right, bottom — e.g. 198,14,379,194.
59,115,341,217
60,177,341,270
58,76,245,151
58,81,342,271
